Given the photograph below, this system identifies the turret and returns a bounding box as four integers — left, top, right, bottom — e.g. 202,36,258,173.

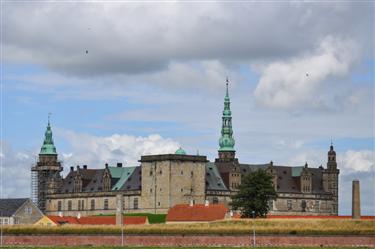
322,142,340,215
31,115,63,212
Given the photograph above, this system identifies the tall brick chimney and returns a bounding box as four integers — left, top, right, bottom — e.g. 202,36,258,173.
352,180,361,219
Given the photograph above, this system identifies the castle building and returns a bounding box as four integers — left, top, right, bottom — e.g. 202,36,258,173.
33,79,339,216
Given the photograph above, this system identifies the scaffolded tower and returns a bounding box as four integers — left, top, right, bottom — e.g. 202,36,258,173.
31,118,63,212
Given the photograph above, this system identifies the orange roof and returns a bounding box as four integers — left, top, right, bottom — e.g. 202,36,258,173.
47,215,147,225
79,216,147,225
48,215,80,225
166,204,228,222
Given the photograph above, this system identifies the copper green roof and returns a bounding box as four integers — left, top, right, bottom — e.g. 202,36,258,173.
175,147,187,155
109,166,137,191
291,166,305,177
39,120,57,155
219,78,235,152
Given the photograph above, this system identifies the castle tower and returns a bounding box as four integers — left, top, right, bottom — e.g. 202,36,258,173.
322,142,340,215
31,117,63,213
217,78,236,162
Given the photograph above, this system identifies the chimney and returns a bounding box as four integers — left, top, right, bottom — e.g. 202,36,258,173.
352,180,361,219
76,165,80,170
205,200,209,207
270,160,273,167
105,163,108,168
70,166,74,172
83,165,87,170
117,163,122,168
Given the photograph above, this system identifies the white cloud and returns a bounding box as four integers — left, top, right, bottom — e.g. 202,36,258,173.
57,130,180,172
339,150,374,175
253,36,359,109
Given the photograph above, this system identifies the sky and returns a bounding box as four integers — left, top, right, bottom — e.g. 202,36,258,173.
1,1,374,215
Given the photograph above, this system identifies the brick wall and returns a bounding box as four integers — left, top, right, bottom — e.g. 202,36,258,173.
4,235,374,247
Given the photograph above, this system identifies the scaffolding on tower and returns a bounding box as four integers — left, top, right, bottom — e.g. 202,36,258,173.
31,165,38,205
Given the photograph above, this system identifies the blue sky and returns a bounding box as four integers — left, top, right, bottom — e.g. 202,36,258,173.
1,2,374,215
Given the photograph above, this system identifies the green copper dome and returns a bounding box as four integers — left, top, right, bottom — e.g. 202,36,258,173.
219,79,235,152
40,119,57,155
175,147,187,155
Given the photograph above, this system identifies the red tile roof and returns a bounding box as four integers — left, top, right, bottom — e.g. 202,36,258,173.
166,204,228,222
48,215,80,225
47,215,147,225
79,216,147,225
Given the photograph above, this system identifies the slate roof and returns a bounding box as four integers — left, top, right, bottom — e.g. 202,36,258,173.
119,166,142,191
213,160,327,194
205,162,228,191
84,169,105,192
273,165,326,194
59,165,139,193
0,198,29,217
167,204,228,222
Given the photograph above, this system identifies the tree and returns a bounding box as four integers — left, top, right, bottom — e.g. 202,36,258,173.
231,169,277,218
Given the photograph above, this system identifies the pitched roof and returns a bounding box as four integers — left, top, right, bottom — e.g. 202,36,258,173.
110,166,137,190
119,166,142,191
0,198,29,217
205,162,228,191
166,204,228,222
48,215,80,225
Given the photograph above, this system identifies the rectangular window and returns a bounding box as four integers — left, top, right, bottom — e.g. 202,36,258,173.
68,200,72,211
268,200,273,210
315,200,320,211
81,200,84,210
287,200,292,210
91,199,95,210
213,197,219,204
78,200,81,211
4,218,8,225
57,201,62,211
104,199,109,210
134,198,139,210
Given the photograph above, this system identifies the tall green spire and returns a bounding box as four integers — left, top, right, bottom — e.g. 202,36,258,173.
219,78,235,152
40,114,57,155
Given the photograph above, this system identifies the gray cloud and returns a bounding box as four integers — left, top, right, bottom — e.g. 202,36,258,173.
3,2,373,77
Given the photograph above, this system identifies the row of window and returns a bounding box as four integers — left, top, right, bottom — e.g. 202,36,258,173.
150,169,195,177
286,200,320,211
57,198,139,211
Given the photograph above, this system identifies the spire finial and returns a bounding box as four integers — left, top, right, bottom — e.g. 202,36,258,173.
225,77,229,97
48,112,52,125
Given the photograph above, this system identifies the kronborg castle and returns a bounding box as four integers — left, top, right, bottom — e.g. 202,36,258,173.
31,80,340,216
